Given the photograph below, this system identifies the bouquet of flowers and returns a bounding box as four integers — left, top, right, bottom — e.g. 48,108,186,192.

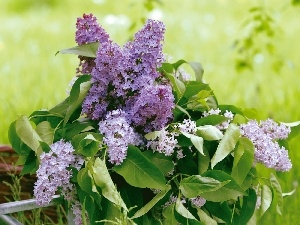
8,13,298,225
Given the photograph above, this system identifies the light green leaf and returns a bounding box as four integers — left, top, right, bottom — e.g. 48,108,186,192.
16,116,42,156
188,61,204,82
175,198,197,220
231,137,254,185
131,185,171,219
165,72,186,101
211,124,240,168
162,204,177,225
196,208,217,225
270,173,283,215
181,132,204,155
114,145,166,189
196,125,223,141
144,130,161,140
64,75,91,125
282,189,296,197
56,42,99,57
201,170,246,202
35,121,54,145
179,175,230,198
258,185,272,218
92,157,127,210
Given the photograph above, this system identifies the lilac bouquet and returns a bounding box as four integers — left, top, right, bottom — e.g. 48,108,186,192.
9,13,298,225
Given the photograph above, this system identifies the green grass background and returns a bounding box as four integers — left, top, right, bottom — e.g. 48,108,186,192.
0,0,299,224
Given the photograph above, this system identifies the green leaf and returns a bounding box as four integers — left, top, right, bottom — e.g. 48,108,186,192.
131,185,171,219
243,108,260,120
174,199,203,225
64,75,91,125
56,42,100,57
91,157,127,210
231,137,255,185
142,151,174,175
197,147,210,175
21,150,38,175
188,62,204,82
72,133,102,157
258,185,272,218
8,121,31,156
211,124,240,168
114,145,166,190
201,170,246,202
77,167,94,195
196,208,217,225
196,125,223,141
35,121,54,145
180,132,204,155
233,188,257,225
179,175,230,198
196,115,228,126
218,105,244,115
15,116,43,156
144,130,161,140
165,72,186,101
270,173,283,215
162,204,177,225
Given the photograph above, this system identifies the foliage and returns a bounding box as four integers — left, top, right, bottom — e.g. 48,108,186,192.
7,14,300,225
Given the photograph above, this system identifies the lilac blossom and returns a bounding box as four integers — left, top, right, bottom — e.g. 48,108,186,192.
147,127,178,156
202,108,234,130
176,119,197,134
124,19,165,86
75,13,110,75
190,196,206,208
130,84,175,132
240,119,292,171
98,110,142,165
34,140,79,206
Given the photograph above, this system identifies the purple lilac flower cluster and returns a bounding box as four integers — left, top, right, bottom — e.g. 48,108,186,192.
74,14,175,164
34,140,83,206
190,196,206,208
75,13,110,75
98,110,142,165
240,119,292,171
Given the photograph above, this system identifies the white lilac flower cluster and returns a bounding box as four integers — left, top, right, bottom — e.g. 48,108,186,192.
147,119,196,159
202,108,234,130
240,119,292,171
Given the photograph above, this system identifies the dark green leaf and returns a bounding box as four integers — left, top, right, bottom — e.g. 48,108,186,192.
21,150,38,175
142,151,174,175
56,42,100,57
197,147,210,175
114,145,166,189
131,185,171,219
196,115,228,126
233,188,257,224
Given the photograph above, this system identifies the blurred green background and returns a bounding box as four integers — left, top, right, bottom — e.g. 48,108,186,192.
0,0,299,224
